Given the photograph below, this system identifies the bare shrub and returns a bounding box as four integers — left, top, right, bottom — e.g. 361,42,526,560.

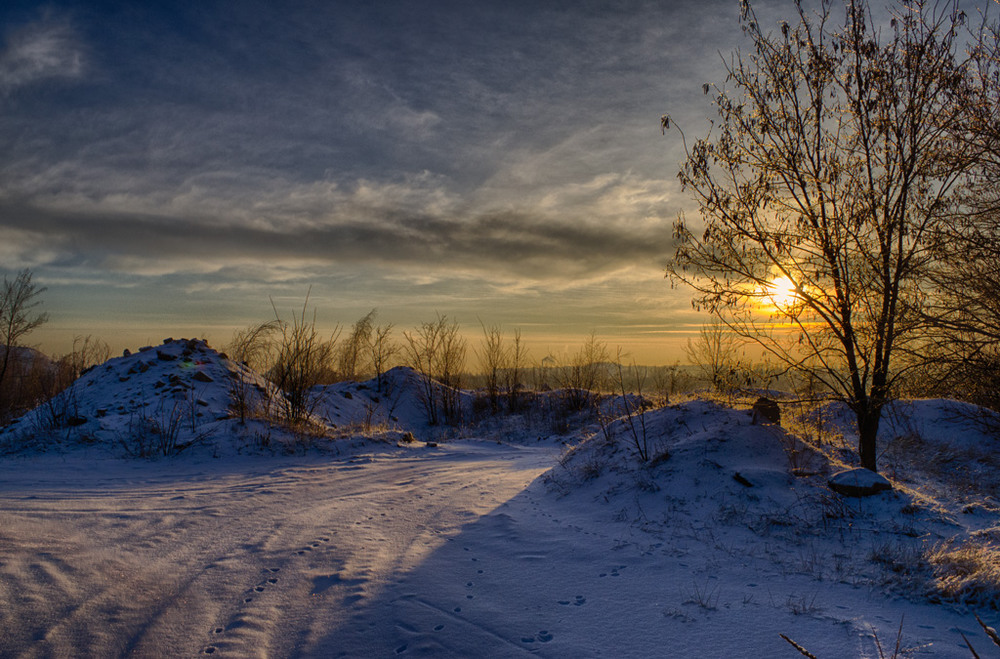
684,317,740,393
556,332,609,412
8,335,112,435
610,348,653,461
118,402,206,458
505,328,529,412
403,315,467,425
368,319,399,393
268,297,340,426
651,362,689,399
226,320,281,423
338,309,375,382
59,335,110,381
476,322,508,415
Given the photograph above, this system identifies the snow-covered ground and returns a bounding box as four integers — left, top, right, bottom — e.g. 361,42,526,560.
1,340,999,657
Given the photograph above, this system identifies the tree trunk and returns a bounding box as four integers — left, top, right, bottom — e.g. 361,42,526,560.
856,406,882,472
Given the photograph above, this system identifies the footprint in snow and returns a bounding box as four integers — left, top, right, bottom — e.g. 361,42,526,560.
395,644,408,654
434,625,444,631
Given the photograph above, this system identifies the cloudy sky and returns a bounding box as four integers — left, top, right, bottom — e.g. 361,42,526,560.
0,0,751,363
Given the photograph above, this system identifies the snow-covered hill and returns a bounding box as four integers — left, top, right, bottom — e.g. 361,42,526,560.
0,338,440,457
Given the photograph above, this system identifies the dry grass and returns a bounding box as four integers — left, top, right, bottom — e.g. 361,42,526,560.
925,538,1000,609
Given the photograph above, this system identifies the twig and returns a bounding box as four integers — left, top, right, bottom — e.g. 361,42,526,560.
779,634,818,659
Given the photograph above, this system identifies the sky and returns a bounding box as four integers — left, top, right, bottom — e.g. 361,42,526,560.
0,0,755,364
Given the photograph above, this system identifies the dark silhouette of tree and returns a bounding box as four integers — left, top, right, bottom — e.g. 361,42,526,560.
0,269,49,416
664,0,981,472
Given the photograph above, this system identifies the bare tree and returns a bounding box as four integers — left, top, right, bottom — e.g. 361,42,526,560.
504,328,529,411
684,316,741,393
557,332,609,411
403,314,467,426
476,322,509,415
0,269,49,417
664,0,979,472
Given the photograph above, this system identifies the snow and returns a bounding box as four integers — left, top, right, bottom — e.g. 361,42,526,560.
829,468,893,497
1,340,999,657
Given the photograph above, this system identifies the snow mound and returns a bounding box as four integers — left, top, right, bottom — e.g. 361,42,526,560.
549,398,818,507
0,346,475,456
0,338,243,453
311,366,476,439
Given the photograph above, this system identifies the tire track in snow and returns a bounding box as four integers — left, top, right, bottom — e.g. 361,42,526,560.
0,444,556,657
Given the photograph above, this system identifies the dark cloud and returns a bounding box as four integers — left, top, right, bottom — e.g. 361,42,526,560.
0,0,743,356
0,187,674,282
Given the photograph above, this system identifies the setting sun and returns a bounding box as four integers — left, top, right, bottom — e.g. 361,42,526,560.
766,275,800,311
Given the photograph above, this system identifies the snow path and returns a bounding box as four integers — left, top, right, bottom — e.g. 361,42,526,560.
0,442,988,658
0,444,553,657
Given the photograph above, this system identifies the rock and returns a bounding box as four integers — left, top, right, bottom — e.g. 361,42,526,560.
192,371,214,383
828,468,892,497
751,397,781,425
157,350,177,361
66,416,87,427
